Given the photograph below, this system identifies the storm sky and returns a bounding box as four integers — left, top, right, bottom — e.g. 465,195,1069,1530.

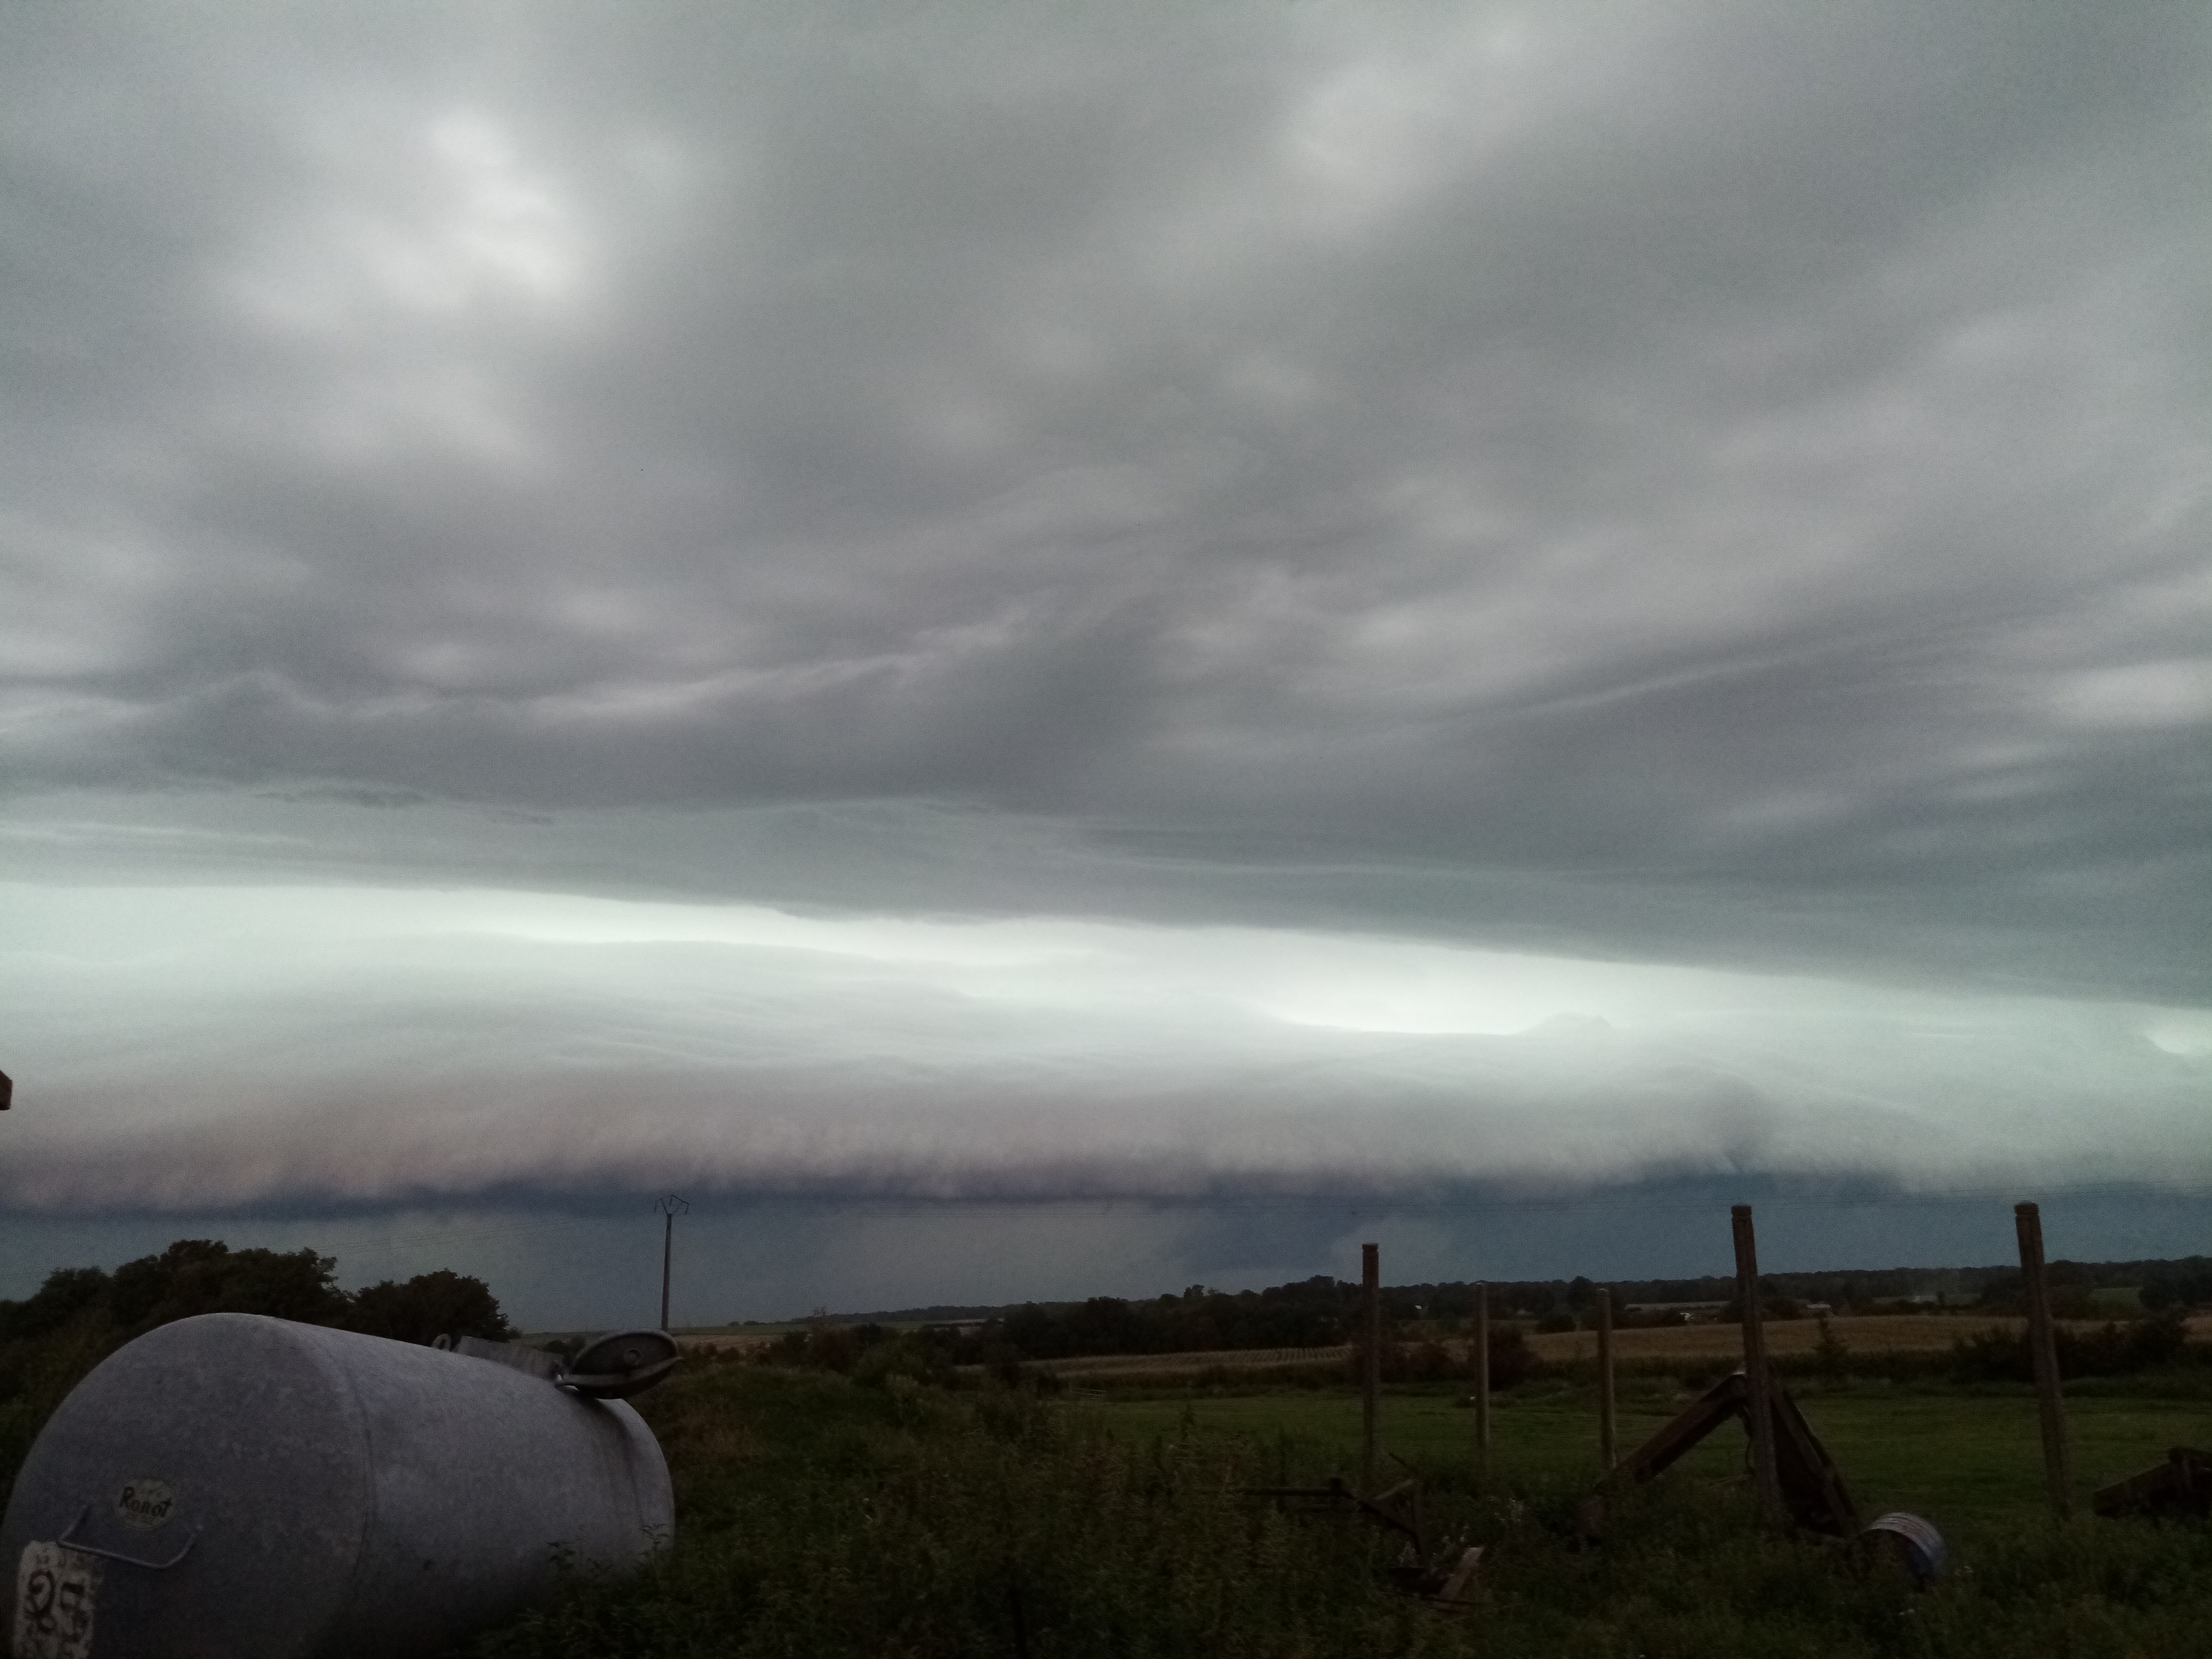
4,3,2208,1322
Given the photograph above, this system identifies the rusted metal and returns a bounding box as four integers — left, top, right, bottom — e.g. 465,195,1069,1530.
1576,1368,1858,1540
1606,1370,1749,1488
1769,1387,1859,1536
1241,1477,1420,1549
2093,1447,2212,1519
1239,1473,1480,1605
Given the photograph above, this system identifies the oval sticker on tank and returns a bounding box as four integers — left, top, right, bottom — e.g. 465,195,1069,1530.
114,1479,177,1530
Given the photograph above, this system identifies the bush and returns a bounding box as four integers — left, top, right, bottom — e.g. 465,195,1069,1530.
1950,1312,2196,1383
2142,1269,2212,1312
347,1269,515,1345
1342,1326,1543,1389
109,1239,348,1330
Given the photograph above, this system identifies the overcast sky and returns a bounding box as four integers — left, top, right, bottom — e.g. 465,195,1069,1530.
4,3,2208,1317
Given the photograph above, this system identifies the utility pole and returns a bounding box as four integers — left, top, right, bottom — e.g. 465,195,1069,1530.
654,1194,689,1331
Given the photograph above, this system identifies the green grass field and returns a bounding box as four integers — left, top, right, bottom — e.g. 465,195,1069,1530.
469,1363,2212,1658
1092,1383,2212,1526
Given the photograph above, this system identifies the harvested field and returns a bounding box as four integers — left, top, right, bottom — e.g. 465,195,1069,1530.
1042,1344,1342,1377
1526,1312,2022,1362
674,1332,780,1355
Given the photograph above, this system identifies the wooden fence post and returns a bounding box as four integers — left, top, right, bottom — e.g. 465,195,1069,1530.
1362,1242,1381,1496
2015,1201,2073,1521
1731,1204,1783,1525
1473,1281,1492,1472
1597,1286,1617,1471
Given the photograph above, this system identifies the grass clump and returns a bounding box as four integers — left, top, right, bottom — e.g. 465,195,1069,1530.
473,1366,1418,1658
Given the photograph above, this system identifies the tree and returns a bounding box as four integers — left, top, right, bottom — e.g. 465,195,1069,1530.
346,1270,515,1346
108,1241,347,1333
0,1268,112,1344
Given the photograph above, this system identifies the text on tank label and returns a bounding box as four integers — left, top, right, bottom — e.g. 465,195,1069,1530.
114,1479,177,1529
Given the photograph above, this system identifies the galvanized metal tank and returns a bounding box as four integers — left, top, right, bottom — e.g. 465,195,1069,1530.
3,1312,673,1658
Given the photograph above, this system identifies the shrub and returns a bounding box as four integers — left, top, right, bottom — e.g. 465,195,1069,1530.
346,1269,515,1345
1950,1311,2195,1382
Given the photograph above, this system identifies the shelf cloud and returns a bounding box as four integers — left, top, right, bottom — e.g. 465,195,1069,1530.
3,882,2205,1216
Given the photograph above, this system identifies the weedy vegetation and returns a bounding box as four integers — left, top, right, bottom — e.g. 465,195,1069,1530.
471,1353,2212,1658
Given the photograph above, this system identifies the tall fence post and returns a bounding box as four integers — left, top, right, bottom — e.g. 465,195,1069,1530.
1597,1286,1617,1471
1361,1242,1381,1496
2016,1201,2073,1521
1731,1204,1783,1525
1473,1280,1492,1473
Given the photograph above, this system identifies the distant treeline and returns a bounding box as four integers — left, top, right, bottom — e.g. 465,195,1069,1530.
2,1239,515,1507
0,1239,514,1350
750,1311,1544,1392
756,1255,2212,1375
792,1256,2212,1353
1380,1254,2212,1322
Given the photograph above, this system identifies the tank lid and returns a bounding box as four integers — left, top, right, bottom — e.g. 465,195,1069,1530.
562,1330,681,1399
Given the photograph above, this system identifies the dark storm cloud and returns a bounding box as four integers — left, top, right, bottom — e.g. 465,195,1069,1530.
4,0,2210,1011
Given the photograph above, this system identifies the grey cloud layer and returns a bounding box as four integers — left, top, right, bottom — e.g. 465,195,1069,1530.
4,2,2210,1005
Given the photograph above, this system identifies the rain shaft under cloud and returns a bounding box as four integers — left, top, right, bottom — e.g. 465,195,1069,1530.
2,3,2209,1292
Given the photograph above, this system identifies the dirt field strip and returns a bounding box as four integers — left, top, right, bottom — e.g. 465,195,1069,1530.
1526,1313,2024,1362
676,1333,783,1355
1043,1345,1349,1377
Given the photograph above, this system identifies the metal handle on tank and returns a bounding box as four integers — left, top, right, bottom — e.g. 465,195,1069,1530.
55,1506,199,1571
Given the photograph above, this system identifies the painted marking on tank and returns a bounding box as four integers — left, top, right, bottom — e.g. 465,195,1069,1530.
114,1479,177,1529
14,1539,102,1659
